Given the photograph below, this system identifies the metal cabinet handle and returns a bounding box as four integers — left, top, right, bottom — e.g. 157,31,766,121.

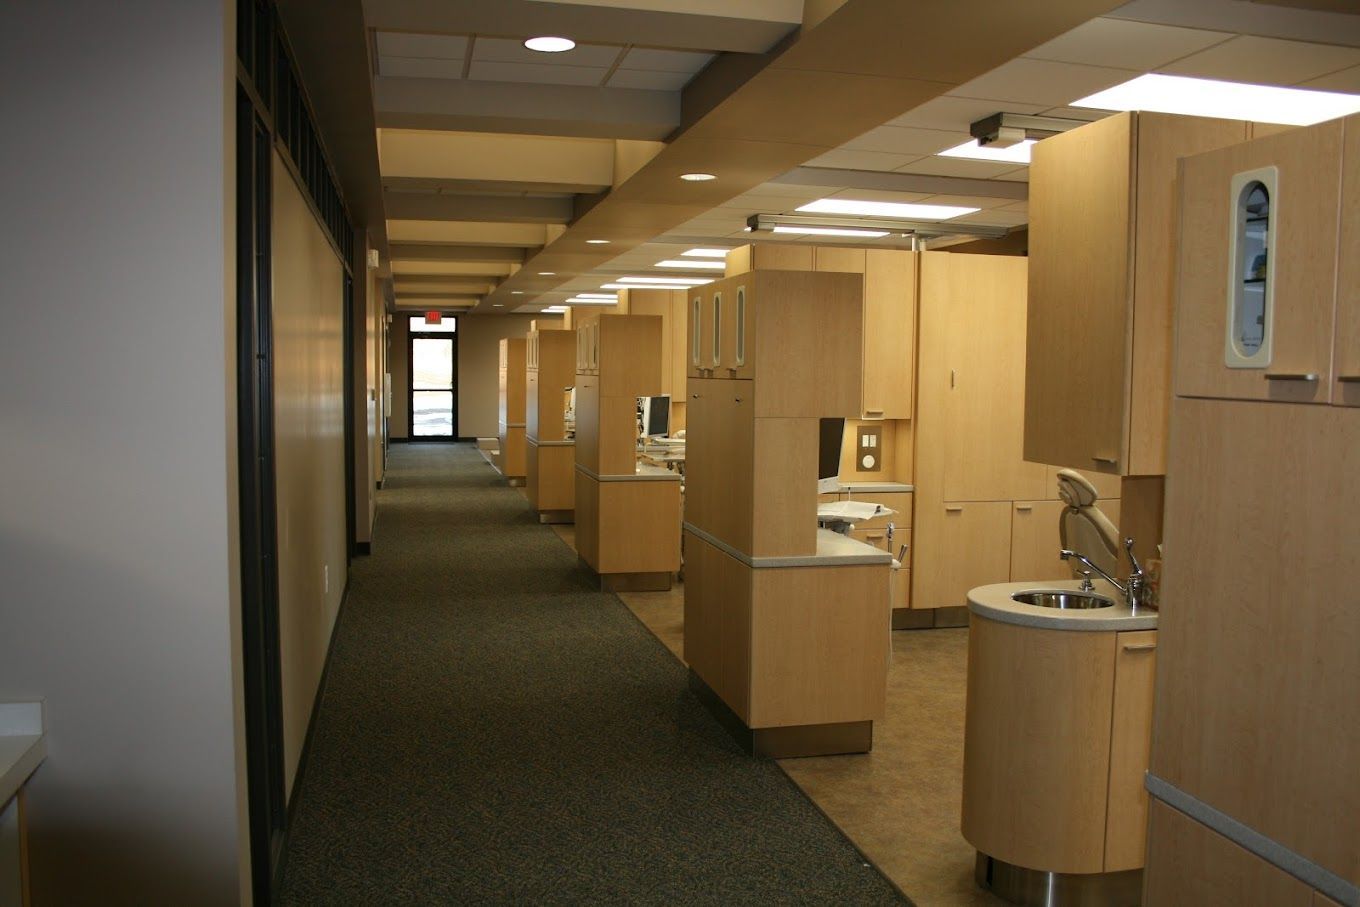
1338,375,1360,383
945,505,963,513
1122,643,1157,652
1264,372,1319,382
1015,504,1033,512
1091,456,1119,465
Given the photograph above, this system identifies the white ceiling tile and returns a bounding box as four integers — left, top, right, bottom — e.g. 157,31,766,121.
826,188,932,203
994,166,1031,183
473,37,622,67
842,124,964,156
380,56,465,80
376,32,468,60
950,58,1140,107
950,209,1030,227
1024,18,1233,70
999,199,1029,213
468,61,607,86
1299,63,1360,93
914,193,1014,210
742,181,833,198
893,156,1018,179
1160,35,1360,85
888,95,1049,131
619,47,714,73
607,69,692,91
1040,105,1117,122
804,149,921,172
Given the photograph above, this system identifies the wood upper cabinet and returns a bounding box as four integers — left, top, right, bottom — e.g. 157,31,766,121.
1176,118,1342,405
1025,112,1249,476
622,288,688,400
1334,115,1360,408
862,250,916,420
526,329,573,442
498,338,526,426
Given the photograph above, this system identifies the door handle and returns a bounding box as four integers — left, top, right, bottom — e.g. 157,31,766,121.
1015,504,1032,512
1122,643,1157,652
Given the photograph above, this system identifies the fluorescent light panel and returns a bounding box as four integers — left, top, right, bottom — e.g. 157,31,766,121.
797,198,978,220
1072,73,1360,126
570,293,616,300
938,138,1035,164
602,283,691,290
654,259,726,270
681,248,730,258
541,305,568,313
617,275,714,285
772,225,889,238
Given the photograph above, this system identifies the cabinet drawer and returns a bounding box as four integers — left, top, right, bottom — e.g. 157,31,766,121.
851,527,909,560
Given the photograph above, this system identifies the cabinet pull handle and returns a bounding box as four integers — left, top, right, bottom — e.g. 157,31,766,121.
1122,643,1157,652
1015,504,1032,512
945,505,963,513
1264,372,1319,382
950,369,956,389
864,409,884,417
691,393,699,399
1091,456,1119,465
1336,375,1360,383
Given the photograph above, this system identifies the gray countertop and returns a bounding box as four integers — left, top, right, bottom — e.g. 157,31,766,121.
968,579,1159,631
0,701,46,807
838,482,913,494
575,462,681,482
683,523,892,568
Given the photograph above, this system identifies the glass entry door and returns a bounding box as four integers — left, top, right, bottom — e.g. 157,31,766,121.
410,329,456,438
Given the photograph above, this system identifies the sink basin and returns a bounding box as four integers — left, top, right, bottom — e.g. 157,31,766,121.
1011,590,1114,610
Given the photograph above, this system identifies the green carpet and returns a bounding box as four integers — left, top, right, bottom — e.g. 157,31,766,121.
277,442,909,905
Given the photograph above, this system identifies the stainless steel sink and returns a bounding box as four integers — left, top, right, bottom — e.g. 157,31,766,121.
1011,591,1114,610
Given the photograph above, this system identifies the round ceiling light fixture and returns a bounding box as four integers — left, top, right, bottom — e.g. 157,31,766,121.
524,36,575,53
586,239,610,245
510,291,524,295
537,271,556,276
679,172,717,182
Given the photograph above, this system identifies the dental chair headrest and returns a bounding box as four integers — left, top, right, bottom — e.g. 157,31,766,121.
1056,468,1100,509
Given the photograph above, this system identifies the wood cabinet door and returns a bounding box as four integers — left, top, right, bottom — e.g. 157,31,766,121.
1105,629,1157,872
1333,115,1360,407
669,290,689,401
1008,500,1068,583
1024,112,1135,474
683,379,754,552
573,375,600,473
526,370,541,438
912,501,1012,609
926,252,1047,502
863,250,916,420
1176,120,1342,404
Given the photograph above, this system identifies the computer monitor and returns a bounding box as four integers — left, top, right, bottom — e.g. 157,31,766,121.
639,394,670,439
817,417,845,495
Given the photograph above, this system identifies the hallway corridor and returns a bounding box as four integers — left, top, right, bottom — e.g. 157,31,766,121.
277,443,907,905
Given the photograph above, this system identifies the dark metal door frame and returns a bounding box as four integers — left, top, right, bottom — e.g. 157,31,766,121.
408,320,459,440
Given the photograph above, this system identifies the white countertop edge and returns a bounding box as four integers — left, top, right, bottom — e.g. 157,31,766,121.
575,463,680,483
967,580,1159,631
683,523,893,568
0,701,46,807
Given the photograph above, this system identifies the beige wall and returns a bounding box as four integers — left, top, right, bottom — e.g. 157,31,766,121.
0,1,247,901
457,314,563,439
272,152,349,798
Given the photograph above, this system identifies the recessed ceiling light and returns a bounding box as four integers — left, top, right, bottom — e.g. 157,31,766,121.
537,271,556,276
542,305,568,313
681,248,729,258
1072,73,1360,126
616,276,714,286
510,291,524,295
524,36,575,53
492,304,504,308
654,259,726,270
602,282,691,290
797,199,978,220
586,239,610,245
679,173,717,182
572,293,617,300
938,138,1036,164
772,225,889,238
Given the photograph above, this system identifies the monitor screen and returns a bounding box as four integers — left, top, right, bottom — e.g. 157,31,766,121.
640,395,670,438
817,417,845,494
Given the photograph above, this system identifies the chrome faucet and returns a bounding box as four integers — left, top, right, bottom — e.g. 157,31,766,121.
1060,538,1147,609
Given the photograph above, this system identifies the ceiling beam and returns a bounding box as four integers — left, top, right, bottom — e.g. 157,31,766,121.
374,77,680,141
378,129,615,188
383,192,573,224
387,220,550,246
361,0,799,54
473,0,1125,313
388,243,525,262
771,167,1028,201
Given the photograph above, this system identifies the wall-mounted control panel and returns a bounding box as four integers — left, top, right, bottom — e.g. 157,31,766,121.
856,424,882,472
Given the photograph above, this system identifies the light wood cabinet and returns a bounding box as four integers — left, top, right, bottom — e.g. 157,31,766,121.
497,337,527,479
913,501,1011,610
621,287,689,405
1144,800,1314,907
1025,112,1250,476
963,616,1158,875
1176,119,1342,405
526,328,574,444
1009,498,1123,584
1335,116,1360,408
